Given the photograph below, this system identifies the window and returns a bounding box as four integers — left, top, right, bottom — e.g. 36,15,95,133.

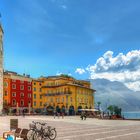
4,100,7,104
28,101,31,106
77,98,79,102
12,92,16,97
70,97,72,102
56,98,59,103
84,98,86,103
20,85,24,90
39,83,42,86
40,95,42,99
34,94,36,99
28,86,31,91
39,88,42,92
12,79,16,82
40,102,42,106
62,97,64,102
20,93,24,98
4,82,8,87
34,87,36,91
20,100,24,106
4,91,8,96
50,98,53,102
12,99,16,106
34,101,36,106
28,93,31,98
12,84,16,89
34,82,36,85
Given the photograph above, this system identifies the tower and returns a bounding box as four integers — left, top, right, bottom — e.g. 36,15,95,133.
0,23,3,114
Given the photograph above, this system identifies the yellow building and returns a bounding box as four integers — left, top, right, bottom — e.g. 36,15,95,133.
32,79,44,111
39,75,95,115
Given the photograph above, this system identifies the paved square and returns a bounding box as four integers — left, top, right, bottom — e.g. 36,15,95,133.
0,115,140,140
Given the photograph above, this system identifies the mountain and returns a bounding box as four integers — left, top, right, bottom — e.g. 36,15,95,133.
90,78,140,111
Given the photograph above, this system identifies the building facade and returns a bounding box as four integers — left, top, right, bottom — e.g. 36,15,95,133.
39,75,95,115
3,74,11,106
3,73,95,115
32,79,43,111
4,71,32,113
0,24,3,114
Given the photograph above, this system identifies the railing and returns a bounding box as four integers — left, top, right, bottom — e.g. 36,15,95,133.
43,91,72,96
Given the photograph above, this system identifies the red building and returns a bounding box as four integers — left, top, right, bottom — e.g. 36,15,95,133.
4,71,32,113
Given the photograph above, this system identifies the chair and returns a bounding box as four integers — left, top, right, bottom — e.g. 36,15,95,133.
3,128,22,139
20,129,29,140
15,128,22,137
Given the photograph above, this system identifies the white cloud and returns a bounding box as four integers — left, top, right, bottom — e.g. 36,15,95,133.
76,50,140,91
75,68,86,75
56,71,62,76
89,50,140,73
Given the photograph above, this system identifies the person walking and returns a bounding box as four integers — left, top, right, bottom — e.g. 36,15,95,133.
84,112,87,120
61,107,65,119
22,109,25,117
80,111,84,120
53,109,56,119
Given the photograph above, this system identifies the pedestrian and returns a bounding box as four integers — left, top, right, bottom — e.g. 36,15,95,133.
61,108,65,119
22,109,25,117
84,112,87,120
57,112,60,119
53,110,56,119
80,111,84,120
62,112,64,119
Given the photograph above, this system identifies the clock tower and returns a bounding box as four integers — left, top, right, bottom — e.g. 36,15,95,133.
0,23,3,114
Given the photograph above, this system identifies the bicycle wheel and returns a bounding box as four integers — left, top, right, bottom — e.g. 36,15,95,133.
33,132,43,140
27,130,35,140
48,129,57,140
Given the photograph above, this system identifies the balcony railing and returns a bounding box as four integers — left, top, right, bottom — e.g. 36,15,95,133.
43,91,72,96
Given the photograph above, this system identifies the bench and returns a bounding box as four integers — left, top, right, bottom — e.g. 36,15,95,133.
3,128,29,140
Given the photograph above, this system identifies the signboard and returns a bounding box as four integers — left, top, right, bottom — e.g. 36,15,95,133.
10,119,18,130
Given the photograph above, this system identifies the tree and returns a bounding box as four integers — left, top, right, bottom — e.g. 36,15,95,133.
107,105,114,115
107,105,122,116
97,102,101,111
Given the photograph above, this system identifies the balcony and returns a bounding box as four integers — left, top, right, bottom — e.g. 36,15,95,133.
43,91,72,96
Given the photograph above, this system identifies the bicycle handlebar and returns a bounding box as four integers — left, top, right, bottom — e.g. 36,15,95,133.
32,121,47,126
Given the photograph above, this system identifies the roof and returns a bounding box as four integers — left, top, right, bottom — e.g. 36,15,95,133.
42,83,95,91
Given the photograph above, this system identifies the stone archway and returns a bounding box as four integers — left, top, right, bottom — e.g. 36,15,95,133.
47,105,54,115
78,106,82,114
69,105,75,115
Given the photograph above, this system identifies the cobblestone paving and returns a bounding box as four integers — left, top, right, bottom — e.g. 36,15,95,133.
1,116,140,140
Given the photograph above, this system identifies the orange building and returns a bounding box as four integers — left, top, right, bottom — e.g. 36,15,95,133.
3,74,11,105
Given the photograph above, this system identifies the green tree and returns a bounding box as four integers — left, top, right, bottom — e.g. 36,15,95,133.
97,102,101,111
107,105,114,115
107,105,122,116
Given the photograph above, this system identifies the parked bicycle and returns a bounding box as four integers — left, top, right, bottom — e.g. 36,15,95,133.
27,121,57,140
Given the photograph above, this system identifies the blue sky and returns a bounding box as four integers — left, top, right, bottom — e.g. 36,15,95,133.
0,0,140,82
